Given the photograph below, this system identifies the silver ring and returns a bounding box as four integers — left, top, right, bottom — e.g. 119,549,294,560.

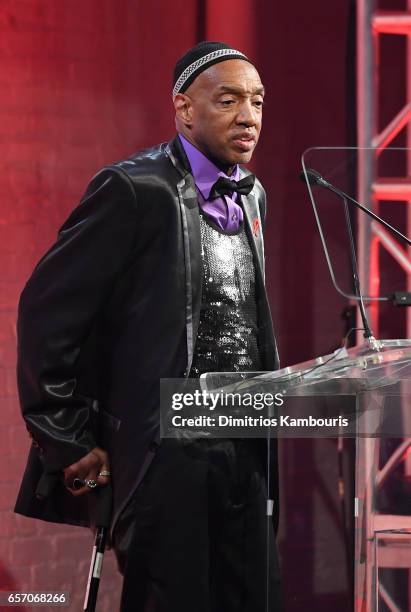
85,479,98,489
98,470,111,477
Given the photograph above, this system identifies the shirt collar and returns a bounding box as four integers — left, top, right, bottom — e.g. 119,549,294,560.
178,133,240,200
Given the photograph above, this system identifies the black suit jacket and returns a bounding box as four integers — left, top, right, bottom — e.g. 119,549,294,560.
14,136,280,535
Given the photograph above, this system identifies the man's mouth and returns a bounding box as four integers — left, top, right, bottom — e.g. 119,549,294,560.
231,134,256,152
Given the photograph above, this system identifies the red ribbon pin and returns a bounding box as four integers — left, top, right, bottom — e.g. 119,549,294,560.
252,218,260,236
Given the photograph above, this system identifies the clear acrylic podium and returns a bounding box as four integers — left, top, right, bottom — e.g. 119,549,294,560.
201,339,411,611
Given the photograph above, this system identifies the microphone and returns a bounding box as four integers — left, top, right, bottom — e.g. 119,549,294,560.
300,169,329,187
300,168,411,246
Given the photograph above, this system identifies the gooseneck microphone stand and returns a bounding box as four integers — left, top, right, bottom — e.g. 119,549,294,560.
340,194,374,341
301,168,411,350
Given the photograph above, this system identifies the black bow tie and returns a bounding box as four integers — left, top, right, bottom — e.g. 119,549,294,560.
209,174,255,200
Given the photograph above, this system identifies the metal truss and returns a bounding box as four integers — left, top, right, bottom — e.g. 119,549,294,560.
357,0,411,338
356,4,411,611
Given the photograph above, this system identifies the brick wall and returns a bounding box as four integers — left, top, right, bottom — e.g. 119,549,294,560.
0,1,196,609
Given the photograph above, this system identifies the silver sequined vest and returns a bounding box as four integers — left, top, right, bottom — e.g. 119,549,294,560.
189,214,262,377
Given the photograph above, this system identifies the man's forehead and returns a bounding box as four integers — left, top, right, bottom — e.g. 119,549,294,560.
195,60,264,94
215,82,265,96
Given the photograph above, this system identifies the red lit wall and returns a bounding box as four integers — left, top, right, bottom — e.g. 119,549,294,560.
0,1,197,609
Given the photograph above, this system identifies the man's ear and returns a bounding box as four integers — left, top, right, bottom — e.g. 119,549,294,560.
174,93,193,126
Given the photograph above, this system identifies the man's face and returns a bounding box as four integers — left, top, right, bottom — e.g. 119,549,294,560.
175,59,264,170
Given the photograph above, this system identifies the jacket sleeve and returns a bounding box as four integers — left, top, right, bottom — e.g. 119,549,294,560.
17,167,139,469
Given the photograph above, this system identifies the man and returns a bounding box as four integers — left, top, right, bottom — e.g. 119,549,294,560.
15,42,281,610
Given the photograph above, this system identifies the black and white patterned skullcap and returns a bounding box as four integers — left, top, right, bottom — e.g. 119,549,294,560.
173,41,252,97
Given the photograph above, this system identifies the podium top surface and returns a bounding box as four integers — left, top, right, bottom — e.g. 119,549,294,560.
200,340,411,394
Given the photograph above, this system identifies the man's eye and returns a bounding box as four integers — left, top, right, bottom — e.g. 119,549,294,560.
253,100,264,108
220,99,235,106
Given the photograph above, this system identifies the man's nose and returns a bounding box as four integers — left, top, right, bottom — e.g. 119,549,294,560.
236,100,258,126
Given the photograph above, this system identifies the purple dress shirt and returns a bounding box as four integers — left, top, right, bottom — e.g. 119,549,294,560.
179,133,244,232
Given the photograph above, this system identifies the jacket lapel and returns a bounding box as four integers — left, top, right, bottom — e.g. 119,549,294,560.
239,175,265,284
240,174,279,370
165,137,202,375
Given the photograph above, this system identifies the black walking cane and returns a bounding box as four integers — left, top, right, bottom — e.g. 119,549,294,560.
35,466,112,612
83,481,113,612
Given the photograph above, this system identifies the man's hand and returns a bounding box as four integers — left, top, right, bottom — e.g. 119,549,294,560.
63,446,110,496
